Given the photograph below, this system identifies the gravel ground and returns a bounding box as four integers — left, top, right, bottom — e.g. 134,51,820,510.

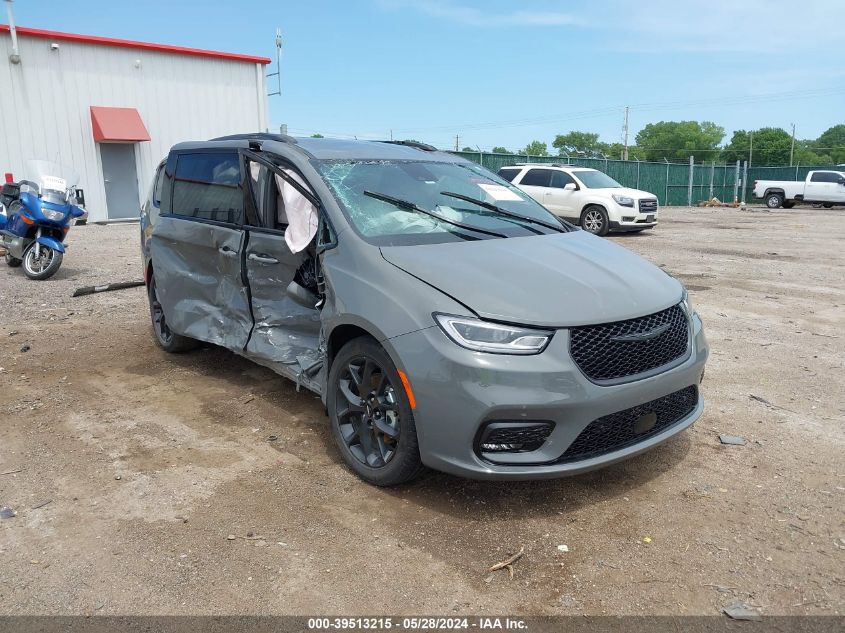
0,207,843,616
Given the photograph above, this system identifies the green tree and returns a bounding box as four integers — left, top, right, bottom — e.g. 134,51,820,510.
603,142,644,161
635,121,724,162
813,124,845,164
794,140,832,166
553,131,602,157
310,133,324,138
722,127,792,165
491,146,512,154
461,146,475,152
522,140,548,156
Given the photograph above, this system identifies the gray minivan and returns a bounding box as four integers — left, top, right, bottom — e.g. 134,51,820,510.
140,135,708,486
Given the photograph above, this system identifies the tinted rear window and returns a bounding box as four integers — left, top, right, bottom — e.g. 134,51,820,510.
497,168,521,183
810,171,842,183
172,152,243,224
519,169,553,187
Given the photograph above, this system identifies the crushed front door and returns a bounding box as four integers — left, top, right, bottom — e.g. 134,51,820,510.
242,154,322,389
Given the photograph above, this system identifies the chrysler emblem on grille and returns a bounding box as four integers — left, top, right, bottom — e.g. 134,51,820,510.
610,323,670,343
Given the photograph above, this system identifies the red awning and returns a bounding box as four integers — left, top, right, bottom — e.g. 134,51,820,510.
90,106,150,142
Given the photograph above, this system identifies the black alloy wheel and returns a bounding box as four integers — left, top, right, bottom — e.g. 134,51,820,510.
328,337,423,486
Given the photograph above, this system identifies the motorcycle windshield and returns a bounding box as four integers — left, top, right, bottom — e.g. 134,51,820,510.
25,160,80,203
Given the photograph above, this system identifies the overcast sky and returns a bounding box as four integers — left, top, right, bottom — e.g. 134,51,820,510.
13,0,845,151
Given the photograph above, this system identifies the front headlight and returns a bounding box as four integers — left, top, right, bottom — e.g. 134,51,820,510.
612,194,635,207
42,208,65,221
434,314,552,355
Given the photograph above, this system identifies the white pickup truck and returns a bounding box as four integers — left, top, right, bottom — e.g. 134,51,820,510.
753,170,845,209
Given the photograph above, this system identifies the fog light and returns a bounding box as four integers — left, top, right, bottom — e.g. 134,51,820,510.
622,216,635,222
478,421,554,453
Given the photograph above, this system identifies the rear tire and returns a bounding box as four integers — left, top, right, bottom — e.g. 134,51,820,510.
580,205,610,236
148,277,199,353
823,203,833,209
5,252,22,267
765,193,784,209
22,243,62,280
328,336,424,486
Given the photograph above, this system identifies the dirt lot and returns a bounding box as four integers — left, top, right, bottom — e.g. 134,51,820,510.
0,206,843,616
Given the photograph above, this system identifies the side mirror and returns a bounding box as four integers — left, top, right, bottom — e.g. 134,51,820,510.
563,183,577,191
75,188,86,206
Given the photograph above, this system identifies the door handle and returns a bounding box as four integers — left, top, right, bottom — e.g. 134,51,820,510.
248,253,279,265
218,246,238,258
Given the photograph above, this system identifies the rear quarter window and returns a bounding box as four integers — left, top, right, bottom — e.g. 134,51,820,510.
519,169,553,187
171,152,244,224
497,168,521,183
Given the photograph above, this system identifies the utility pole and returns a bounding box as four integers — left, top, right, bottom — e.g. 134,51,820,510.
789,123,796,166
455,135,460,152
749,131,753,168
266,28,283,97
622,106,630,161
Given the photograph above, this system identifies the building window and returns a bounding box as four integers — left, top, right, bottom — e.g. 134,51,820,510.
172,152,243,224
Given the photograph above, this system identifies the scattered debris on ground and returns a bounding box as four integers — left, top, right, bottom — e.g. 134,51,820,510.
72,280,145,298
718,434,747,446
488,546,525,580
722,601,762,621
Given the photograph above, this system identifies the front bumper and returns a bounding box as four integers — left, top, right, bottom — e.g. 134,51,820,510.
387,313,708,480
609,202,658,231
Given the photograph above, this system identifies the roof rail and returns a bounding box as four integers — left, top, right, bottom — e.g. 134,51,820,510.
378,140,438,152
512,162,575,167
210,132,298,144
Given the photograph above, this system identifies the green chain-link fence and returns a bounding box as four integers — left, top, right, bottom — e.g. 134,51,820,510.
452,151,836,206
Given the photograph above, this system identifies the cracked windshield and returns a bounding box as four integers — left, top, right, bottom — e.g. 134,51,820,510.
317,160,566,245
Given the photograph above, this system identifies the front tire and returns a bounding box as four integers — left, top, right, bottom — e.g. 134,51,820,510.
580,205,610,236
822,203,833,209
148,277,198,353
766,193,784,209
328,337,423,486
5,252,22,267
22,243,62,280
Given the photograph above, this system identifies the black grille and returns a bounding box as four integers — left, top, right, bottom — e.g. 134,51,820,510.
569,304,689,382
639,198,658,212
558,386,698,463
479,422,554,453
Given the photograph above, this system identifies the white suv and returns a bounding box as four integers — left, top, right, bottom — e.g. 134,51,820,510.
498,164,659,236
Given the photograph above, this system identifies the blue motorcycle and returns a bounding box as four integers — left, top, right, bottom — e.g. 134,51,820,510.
1,160,86,280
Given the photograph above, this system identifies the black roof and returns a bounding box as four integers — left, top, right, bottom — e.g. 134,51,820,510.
171,135,463,163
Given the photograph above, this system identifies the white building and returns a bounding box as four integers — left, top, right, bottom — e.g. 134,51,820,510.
1,24,269,222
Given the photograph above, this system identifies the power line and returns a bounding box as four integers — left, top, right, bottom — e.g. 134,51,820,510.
391,87,845,134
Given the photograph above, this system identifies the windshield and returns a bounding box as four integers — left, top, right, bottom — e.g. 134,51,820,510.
317,159,566,245
24,160,80,201
573,170,622,189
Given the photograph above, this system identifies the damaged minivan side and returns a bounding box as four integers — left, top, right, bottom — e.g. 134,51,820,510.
140,135,709,486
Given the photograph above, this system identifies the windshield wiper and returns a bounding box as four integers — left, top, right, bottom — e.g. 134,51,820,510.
440,191,567,233
363,190,508,239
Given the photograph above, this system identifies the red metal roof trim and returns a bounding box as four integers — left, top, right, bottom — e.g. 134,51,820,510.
0,25,271,65
90,106,151,142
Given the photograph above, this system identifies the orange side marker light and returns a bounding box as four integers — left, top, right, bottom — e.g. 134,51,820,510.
397,369,417,410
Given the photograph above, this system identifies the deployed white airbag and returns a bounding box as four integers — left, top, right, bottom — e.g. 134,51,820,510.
277,170,318,254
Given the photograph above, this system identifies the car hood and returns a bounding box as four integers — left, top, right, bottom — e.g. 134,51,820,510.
602,187,657,200
380,231,682,328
